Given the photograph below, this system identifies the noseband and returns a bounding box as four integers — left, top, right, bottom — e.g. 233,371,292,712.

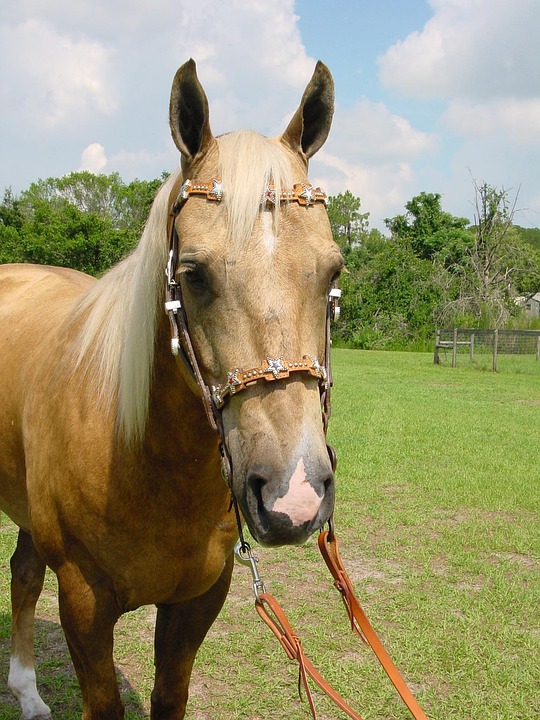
164,175,340,518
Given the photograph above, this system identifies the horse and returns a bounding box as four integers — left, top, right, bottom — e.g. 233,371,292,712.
0,58,343,719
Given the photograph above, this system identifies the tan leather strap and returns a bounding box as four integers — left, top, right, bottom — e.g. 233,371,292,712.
250,530,429,720
168,176,328,211
256,592,364,720
211,355,327,408
318,529,429,720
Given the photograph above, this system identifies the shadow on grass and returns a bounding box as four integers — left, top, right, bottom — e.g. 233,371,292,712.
0,614,148,719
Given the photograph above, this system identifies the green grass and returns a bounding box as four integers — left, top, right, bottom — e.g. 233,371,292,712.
1,349,539,719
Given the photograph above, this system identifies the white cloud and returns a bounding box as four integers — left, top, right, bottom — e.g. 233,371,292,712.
106,149,173,181
2,0,536,232
311,149,416,227
78,143,173,182
373,0,540,228
328,99,438,162
0,1,316,193
172,0,315,135
443,98,540,145
79,143,108,173
2,0,180,41
0,18,117,129
0,1,314,161
378,0,540,101
306,99,438,227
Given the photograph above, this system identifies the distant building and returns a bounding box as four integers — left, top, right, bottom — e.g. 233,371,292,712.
524,292,540,317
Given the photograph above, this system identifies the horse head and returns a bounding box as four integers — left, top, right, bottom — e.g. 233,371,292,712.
168,59,343,546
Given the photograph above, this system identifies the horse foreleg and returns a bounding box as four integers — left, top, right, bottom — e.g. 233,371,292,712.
56,561,123,720
8,528,52,720
151,554,234,720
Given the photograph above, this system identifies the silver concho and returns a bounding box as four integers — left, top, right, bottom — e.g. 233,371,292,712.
264,356,287,379
208,179,223,201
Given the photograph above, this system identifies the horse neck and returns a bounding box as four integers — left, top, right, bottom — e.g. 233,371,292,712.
142,313,219,470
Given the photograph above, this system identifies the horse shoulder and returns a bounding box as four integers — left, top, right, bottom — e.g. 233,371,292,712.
0,264,95,528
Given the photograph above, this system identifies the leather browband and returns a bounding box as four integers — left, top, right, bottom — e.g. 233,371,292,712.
170,177,328,213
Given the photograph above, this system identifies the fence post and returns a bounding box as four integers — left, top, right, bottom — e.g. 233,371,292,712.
470,332,475,362
493,329,499,372
434,330,440,364
452,328,458,368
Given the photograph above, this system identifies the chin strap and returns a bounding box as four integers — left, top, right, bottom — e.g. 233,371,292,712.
235,525,429,720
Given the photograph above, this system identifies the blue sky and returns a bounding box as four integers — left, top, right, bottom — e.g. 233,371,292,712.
1,0,539,230
296,0,433,107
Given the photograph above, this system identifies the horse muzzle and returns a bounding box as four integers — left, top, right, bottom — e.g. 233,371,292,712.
239,456,335,547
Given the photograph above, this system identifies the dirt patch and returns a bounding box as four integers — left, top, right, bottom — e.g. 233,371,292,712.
339,555,404,589
431,507,534,527
484,551,540,572
515,397,540,407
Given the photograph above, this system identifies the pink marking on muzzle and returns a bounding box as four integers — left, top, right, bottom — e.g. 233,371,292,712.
270,458,322,527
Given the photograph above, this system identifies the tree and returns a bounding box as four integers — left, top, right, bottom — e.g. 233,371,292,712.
327,191,369,251
385,192,471,264
514,225,540,252
21,172,163,234
437,182,540,327
0,188,26,264
459,182,519,324
0,188,23,230
333,238,446,349
19,198,121,275
0,172,166,276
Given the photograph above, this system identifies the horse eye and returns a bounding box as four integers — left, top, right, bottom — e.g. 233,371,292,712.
330,265,343,286
182,266,207,292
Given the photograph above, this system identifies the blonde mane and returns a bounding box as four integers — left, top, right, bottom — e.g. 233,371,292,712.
218,131,292,250
70,131,294,443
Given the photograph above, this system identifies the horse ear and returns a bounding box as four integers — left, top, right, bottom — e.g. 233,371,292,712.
169,59,215,163
281,61,334,160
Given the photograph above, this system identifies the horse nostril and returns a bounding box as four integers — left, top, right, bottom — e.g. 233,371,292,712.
324,474,334,493
326,443,337,473
242,463,335,547
246,472,269,531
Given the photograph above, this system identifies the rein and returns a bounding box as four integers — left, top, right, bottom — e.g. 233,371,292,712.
164,177,428,720
237,528,429,720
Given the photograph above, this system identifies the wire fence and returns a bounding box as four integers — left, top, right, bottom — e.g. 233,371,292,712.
434,329,540,370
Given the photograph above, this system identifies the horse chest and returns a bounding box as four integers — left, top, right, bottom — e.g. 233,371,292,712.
95,505,238,608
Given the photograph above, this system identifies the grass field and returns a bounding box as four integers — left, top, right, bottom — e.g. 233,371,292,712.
1,349,539,719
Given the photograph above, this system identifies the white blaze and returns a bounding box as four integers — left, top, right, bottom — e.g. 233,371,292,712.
271,457,322,526
261,211,277,253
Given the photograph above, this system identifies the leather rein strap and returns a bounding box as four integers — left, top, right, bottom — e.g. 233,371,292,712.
318,528,429,719
165,176,428,720
249,527,429,720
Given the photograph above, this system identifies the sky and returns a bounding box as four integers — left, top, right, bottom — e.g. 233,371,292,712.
1,0,539,230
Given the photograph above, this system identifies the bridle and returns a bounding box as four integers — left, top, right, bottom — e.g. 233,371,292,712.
164,176,428,720
164,175,340,493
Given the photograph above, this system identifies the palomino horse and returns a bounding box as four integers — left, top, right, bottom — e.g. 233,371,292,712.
0,59,343,719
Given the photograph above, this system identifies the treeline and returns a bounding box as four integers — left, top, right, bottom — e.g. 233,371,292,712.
0,172,164,275
328,186,540,349
1,172,540,349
